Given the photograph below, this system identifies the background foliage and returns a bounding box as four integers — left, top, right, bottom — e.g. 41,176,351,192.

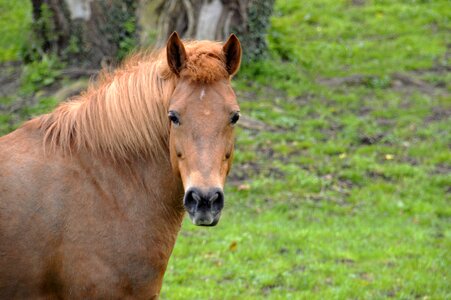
0,0,449,299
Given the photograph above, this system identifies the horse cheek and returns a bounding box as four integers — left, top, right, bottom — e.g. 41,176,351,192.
169,139,180,176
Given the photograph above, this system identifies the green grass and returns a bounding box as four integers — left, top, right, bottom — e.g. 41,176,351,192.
0,0,450,298
161,1,450,298
0,1,31,62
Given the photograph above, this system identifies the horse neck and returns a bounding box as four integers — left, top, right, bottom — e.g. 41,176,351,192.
70,137,185,227
119,154,185,220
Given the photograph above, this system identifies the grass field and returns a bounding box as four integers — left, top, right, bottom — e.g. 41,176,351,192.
0,0,450,299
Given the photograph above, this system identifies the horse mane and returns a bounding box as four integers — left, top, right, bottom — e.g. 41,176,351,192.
37,40,229,161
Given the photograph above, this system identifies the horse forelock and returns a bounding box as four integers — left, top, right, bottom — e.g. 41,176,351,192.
38,40,230,161
180,41,229,83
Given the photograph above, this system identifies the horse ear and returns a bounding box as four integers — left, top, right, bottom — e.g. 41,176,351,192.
223,34,242,76
166,32,187,75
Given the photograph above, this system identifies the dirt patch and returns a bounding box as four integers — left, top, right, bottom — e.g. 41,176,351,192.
0,95,36,114
359,133,385,145
59,68,98,80
320,120,344,139
390,72,441,95
238,114,276,132
425,106,451,124
0,61,22,98
318,74,377,87
228,161,260,183
358,105,372,116
399,156,419,166
367,170,392,181
0,63,95,114
332,177,355,193
317,71,449,97
431,163,450,175
293,92,316,106
336,258,355,265
228,161,285,185
350,0,366,5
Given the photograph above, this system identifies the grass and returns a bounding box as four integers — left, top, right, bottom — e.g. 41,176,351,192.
0,1,31,62
0,0,450,298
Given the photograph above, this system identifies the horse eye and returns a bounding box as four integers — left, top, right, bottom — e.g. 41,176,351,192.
168,111,180,126
230,112,240,125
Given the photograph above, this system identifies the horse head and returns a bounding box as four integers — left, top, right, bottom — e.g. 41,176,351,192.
166,32,241,226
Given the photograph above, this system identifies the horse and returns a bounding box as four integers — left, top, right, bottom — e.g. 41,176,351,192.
0,32,241,299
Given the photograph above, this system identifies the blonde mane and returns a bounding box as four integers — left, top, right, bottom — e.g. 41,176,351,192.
38,40,229,161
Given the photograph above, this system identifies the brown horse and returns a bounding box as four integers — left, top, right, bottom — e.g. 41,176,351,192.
0,32,241,299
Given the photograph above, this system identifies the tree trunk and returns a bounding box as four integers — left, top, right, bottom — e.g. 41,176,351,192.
29,0,274,67
139,0,275,62
29,0,138,67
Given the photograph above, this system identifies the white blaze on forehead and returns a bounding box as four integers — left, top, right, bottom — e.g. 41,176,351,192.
200,88,206,100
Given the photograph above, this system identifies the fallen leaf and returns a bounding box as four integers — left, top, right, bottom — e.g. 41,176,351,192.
229,241,237,252
238,184,250,191
385,154,394,160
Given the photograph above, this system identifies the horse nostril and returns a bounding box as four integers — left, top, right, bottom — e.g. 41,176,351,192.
210,189,224,212
184,187,224,213
192,192,201,202
184,188,201,213
209,192,219,202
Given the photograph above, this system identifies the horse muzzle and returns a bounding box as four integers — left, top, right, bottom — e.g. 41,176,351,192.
183,187,224,226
